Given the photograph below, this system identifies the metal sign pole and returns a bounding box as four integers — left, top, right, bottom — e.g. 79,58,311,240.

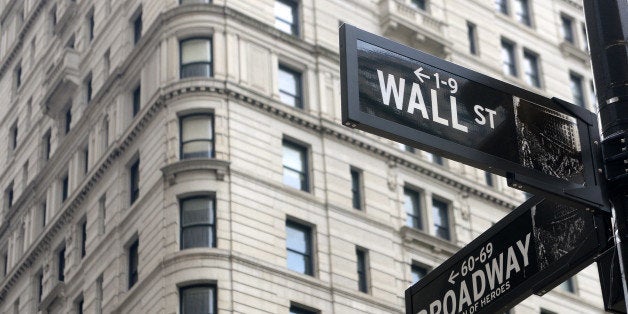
583,0,628,312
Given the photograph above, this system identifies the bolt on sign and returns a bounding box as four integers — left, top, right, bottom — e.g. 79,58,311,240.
404,196,610,314
339,24,607,211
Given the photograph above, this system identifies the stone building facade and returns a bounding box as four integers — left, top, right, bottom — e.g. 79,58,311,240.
0,0,602,313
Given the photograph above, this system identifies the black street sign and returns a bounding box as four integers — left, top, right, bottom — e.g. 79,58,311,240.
339,24,607,211
405,196,611,314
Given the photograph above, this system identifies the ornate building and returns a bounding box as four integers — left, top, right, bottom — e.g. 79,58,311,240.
0,0,602,313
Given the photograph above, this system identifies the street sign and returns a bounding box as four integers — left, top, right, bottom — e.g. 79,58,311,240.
339,24,607,211
404,196,611,314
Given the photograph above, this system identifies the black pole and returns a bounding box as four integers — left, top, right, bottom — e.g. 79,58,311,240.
583,0,628,312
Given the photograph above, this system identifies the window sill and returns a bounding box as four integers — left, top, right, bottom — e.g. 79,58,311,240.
400,226,459,255
161,158,230,186
39,279,65,311
559,42,590,65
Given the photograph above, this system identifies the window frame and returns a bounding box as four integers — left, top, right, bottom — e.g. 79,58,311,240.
410,0,427,11
179,38,213,79
179,113,215,159
513,0,531,26
289,304,319,314
278,64,303,109
467,21,478,56
61,173,69,203
132,85,141,117
501,39,517,77
57,243,66,282
569,71,586,108
79,217,87,258
128,237,139,289
356,247,369,293
274,0,299,36
9,121,18,152
350,167,363,210
282,139,309,192
180,195,217,249
133,9,142,45
522,49,541,88
286,219,314,276
411,262,430,284
403,187,422,230
129,158,140,205
179,284,217,314
561,14,575,44
431,197,451,240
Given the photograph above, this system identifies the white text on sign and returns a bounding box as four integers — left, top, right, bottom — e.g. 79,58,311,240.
376,69,497,133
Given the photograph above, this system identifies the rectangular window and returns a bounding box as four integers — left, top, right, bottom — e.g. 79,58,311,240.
43,130,51,161
6,182,14,209
80,218,87,258
61,174,69,203
282,140,308,191
85,74,93,103
12,298,18,314
561,14,574,44
1,252,7,278
411,263,429,284
432,198,450,240
65,106,72,134
275,0,298,35
50,5,57,28
523,50,541,87
559,277,576,293
501,40,517,76
83,147,89,174
58,244,66,282
485,171,494,187
404,145,416,153
350,167,363,210
133,10,142,45
180,114,214,159
569,72,585,107
37,270,43,303
356,248,369,293
10,122,17,151
96,275,103,313
180,285,217,314
404,188,422,229
411,0,426,10
132,85,141,117
98,195,106,235
467,22,478,55
130,158,140,205
88,10,95,42
128,238,139,289
581,23,589,51
75,295,84,314
429,153,444,165
286,220,313,275
180,38,213,78
180,196,216,249
290,305,318,314
14,63,21,90
495,0,508,14
104,49,110,75
278,65,303,108
513,0,531,26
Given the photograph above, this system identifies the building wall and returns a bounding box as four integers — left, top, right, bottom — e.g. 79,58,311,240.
0,0,603,313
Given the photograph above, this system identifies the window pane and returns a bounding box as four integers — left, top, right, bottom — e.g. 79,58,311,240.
286,225,308,253
182,142,213,158
182,227,213,248
411,264,428,283
182,39,211,63
182,116,213,142
279,66,302,108
570,73,585,107
283,144,304,172
287,251,309,273
501,41,516,76
432,199,450,240
495,0,507,13
467,22,477,55
404,189,421,229
181,286,215,314
290,306,317,314
182,198,214,226
561,16,574,43
514,0,530,25
275,0,297,35
523,51,540,87
286,221,312,275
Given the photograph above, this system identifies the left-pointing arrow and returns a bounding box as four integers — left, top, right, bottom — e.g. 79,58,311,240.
448,270,459,285
414,67,430,83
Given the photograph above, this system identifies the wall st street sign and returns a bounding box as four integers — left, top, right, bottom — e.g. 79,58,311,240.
404,196,610,314
339,24,607,211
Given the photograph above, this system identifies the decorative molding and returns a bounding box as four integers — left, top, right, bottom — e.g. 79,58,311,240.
400,226,460,256
161,159,230,186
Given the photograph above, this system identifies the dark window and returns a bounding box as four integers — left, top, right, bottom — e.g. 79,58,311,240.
501,40,517,76
6,183,14,209
404,145,416,153
559,277,576,293
180,196,216,249
133,11,142,45
404,188,421,229
350,168,362,210
290,305,317,314
278,65,303,108
2,253,7,277
275,0,298,35
540,309,557,314
286,220,313,275
514,0,531,26
96,275,103,312
41,201,47,228
50,5,57,28
180,114,214,159
411,264,428,284
132,85,141,117
561,15,574,44
495,0,508,14
61,174,69,202
467,22,478,55
485,172,494,187
37,271,43,303
581,23,589,51
86,75,93,103
80,219,87,258
83,147,89,174
282,140,308,191
15,64,21,89
180,285,217,314
523,50,541,87
432,198,450,240
570,72,585,107
58,245,66,282
76,296,84,314
43,130,52,161
65,107,72,134
180,38,212,78
128,238,139,289
10,123,17,151
411,0,426,10
431,154,444,165
130,159,140,205
356,248,368,293
88,11,95,42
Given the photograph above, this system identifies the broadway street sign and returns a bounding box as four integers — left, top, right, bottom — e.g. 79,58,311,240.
405,196,611,314
339,24,607,211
